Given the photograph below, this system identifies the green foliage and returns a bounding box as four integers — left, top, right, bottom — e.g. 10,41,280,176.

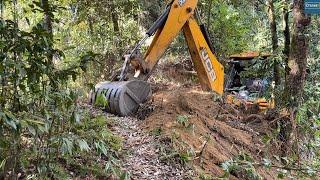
151,127,162,136
199,173,213,180
0,1,123,178
0,0,319,179
221,153,262,180
176,115,195,132
199,0,258,56
178,150,194,165
176,115,189,127
295,60,320,173
94,93,109,107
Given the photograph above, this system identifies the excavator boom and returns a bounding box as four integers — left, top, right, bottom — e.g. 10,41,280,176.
91,0,224,116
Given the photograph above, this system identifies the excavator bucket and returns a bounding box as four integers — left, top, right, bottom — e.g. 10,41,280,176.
90,80,151,117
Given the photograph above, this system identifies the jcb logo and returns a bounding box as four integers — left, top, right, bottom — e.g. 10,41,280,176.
200,48,217,81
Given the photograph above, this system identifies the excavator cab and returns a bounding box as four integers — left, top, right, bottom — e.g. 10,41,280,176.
90,0,225,116
225,51,275,111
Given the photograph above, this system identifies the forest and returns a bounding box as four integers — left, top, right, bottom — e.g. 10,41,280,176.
0,0,319,179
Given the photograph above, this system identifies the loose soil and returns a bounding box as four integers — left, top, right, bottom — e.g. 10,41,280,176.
134,59,283,179
140,85,280,179
114,59,284,179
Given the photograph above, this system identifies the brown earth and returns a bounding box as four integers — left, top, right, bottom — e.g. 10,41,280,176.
136,59,283,179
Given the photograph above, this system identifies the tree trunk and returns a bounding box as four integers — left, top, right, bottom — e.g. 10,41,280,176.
110,1,120,34
282,0,291,80
111,12,119,33
267,0,280,85
41,0,53,36
41,0,57,89
0,0,5,109
283,0,310,155
12,0,21,112
87,16,94,35
41,0,53,61
285,0,310,108
110,1,121,55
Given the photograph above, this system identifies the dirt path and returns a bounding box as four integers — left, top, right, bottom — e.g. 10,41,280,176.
112,116,194,179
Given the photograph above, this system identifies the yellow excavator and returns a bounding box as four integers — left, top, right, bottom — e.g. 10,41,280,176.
91,0,224,116
90,0,272,116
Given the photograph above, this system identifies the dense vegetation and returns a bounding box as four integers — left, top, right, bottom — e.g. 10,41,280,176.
0,0,319,179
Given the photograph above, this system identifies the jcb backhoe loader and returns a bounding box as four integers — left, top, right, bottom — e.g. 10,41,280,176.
90,0,225,116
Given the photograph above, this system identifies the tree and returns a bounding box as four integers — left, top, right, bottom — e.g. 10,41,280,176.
267,0,280,85
285,0,310,108
110,1,120,34
282,0,291,79
283,0,311,157
40,0,57,90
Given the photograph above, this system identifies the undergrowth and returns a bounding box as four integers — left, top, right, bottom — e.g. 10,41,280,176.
1,106,128,179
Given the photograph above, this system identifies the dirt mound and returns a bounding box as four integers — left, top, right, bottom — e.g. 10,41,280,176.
140,86,278,179
149,59,197,92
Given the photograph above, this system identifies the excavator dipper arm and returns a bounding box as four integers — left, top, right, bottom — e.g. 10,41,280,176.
137,0,224,94
182,17,224,94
